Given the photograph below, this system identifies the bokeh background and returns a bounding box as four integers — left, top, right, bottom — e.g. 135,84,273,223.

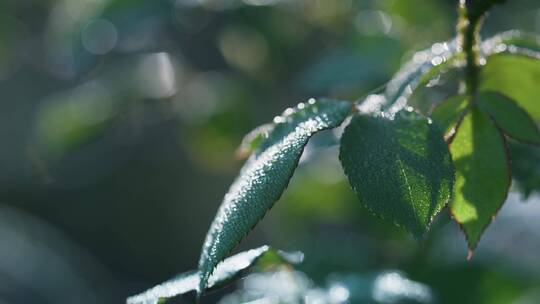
1,0,540,303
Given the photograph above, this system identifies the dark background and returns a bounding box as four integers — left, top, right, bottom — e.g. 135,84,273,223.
0,0,539,303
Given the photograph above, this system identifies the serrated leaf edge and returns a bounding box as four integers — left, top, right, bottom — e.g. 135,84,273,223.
198,99,353,294
447,114,512,257
478,91,540,146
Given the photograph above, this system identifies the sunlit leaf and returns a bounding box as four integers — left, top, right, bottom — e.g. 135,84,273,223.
449,107,510,253
198,99,352,293
127,246,303,304
480,54,540,121
339,110,454,237
478,92,540,145
430,95,468,140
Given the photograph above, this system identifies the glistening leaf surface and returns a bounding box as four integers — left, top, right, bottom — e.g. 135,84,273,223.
430,95,469,140
198,99,351,293
127,246,303,304
477,92,540,145
339,111,454,237
480,55,540,121
449,107,510,252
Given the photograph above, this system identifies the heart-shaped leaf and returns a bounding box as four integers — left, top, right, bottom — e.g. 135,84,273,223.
449,107,510,255
430,95,469,141
477,91,540,145
198,99,352,294
339,110,454,237
127,246,303,304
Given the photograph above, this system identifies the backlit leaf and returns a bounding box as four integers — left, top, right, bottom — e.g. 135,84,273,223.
430,95,469,140
339,110,454,237
480,54,540,121
127,246,303,304
478,91,540,145
198,99,352,293
449,107,510,253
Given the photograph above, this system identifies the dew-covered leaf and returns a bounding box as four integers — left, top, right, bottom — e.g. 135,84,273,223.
480,54,540,121
482,30,540,59
449,107,510,253
478,91,540,145
430,95,469,140
384,40,458,112
235,123,274,159
198,99,351,293
127,246,303,304
339,110,454,237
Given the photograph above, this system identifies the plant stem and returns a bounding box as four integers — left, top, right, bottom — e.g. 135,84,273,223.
456,0,493,99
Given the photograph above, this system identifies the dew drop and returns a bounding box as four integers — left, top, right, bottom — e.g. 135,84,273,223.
430,56,443,66
431,42,446,55
273,116,285,124
283,108,294,116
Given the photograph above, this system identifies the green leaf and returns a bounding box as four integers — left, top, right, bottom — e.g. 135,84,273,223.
198,98,352,293
339,110,455,237
235,123,274,159
509,141,540,198
127,246,303,304
449,107,511,253
430,95,469,140
477,91,540,145
480,54,540,121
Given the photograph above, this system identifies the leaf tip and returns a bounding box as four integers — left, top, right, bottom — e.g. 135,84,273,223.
467,248,475,261
196,271,208,298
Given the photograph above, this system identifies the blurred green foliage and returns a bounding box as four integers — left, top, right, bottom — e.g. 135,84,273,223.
0,0,539,303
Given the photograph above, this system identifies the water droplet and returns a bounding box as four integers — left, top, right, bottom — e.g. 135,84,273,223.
283,108,294,116
431,56,443,66
413,51,429,64
431,42,446,55
273,116,285,124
